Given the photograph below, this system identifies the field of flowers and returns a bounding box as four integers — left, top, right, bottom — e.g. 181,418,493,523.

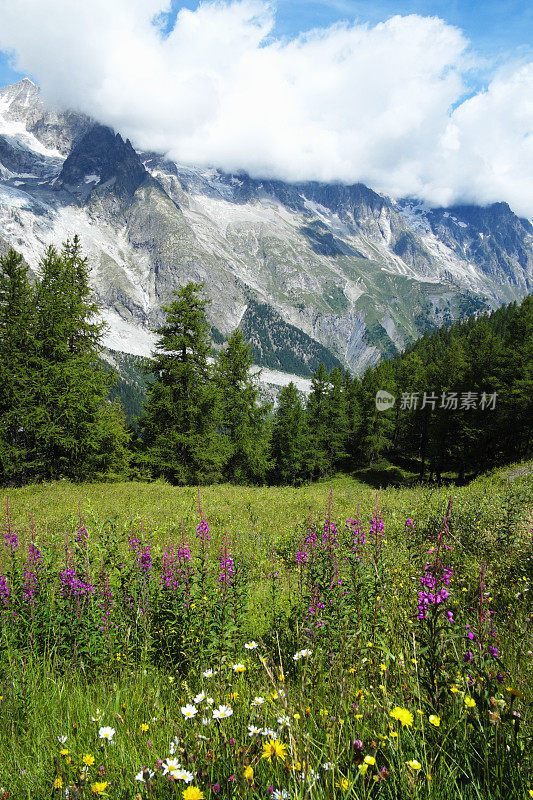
0,465,531,799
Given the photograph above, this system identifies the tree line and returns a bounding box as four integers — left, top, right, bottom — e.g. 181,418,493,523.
0,240,531,486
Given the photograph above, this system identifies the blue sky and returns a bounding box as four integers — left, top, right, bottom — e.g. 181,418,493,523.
1,0,531,89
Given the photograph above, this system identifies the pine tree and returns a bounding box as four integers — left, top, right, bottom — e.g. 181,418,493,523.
270,382,309,485
0,249,36,483
215,329,270,484
31,239,128,481
140,282,225,485
306,363,333,479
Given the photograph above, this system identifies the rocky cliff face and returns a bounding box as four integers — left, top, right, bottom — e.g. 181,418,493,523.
0,78,531,376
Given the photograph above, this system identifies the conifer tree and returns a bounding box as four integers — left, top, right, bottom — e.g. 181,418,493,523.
0,249,36,482
306,363,333,479
215,329,270,483
270,382,309,485
140,282,225,485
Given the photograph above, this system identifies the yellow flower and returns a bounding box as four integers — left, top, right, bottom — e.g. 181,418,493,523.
243,765,254,782
230,692,239,701
140,723,149,732
262,739,288,763
91,782,108,795
358,763,368,775
364,756,376,766
293,713,301,721
83,754,95,766
336,778,350,791
54,777,63,789
182,787,205,800
390,707,414,728
407,760,422,771
389,730,398,738
60,749,69,756
450,686,460,694
428,715,441,727
355,714,363,719
464,696,476,708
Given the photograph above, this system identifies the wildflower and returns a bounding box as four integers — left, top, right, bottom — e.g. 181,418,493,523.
390,707,414,728
364,756,376,766
140,723,149,732
176,769,195,783
163,759,181,776
272,791,290,800
450,686,460,694
428,715,441,727
245,641,258,650
212,705,233,720
251,696,265,706
60,749,70,756
194,692,206,704
98,727,115,741
207,697,214,705
337,778,350,791
407,760,422,771
248,725,261,737
57,736,67,744
181,704,198,719
135,769,155,782
358,763,368,775
54,777,63,789
322,762,333,771
91,783,108,795
182,787,204,800
233,663,246,673
83,754,95,766
464,696,476,708
92,709,103,722
244,765,254,781
262,739,288,763
202,669,215,678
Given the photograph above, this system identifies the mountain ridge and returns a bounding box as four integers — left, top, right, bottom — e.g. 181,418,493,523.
0,78,531,376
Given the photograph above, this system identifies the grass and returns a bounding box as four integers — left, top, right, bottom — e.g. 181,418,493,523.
0,462,531,799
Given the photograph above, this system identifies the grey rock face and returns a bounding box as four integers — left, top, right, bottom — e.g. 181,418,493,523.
0,79,531,377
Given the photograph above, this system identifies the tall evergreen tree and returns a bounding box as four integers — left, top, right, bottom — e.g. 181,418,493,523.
215,329,270,484
140,282,225,485
0,250,36,483
270,382,309,485
31,238,128,481
306,363,333,479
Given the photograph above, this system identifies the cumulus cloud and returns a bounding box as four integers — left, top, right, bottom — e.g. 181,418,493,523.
0,0,531,215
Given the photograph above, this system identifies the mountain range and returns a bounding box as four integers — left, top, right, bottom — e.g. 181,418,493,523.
0,77,531,384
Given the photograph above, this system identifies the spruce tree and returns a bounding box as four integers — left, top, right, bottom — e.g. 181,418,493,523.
306,363,333,479
140,282,225,485
0,249,36,483
31,239,128,481
215,329,270,484
270,382,309,485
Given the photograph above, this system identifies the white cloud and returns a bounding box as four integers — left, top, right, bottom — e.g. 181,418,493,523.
0,0,531,215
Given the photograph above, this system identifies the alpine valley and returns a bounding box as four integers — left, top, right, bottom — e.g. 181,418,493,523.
1,78,532,388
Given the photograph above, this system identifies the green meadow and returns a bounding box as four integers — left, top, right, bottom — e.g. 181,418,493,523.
0,464,531,799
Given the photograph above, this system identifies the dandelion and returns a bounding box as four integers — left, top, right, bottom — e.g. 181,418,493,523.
245,641,258,650
390,707,414,728
83,754,95,766
91,783,108,795
262,739,288,763
464,696,476,708
243,765,254,781
428,715,441,727
212,705,233,720
98,727,115,741
182,787,204,800
233,663,246,673
407,760,422,771
181,704,198,719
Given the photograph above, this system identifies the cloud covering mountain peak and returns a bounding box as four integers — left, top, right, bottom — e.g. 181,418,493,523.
0,0,531,215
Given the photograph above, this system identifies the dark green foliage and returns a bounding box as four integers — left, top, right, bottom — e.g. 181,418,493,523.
270,382,309,485
215,329,271,484
0,239,129,484
239,298,342,376
140,282,226,485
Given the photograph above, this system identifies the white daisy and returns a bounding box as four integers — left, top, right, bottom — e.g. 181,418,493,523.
98,726,115,741
245,641,259,650
57,735,67,744
163,758,181,776
181,704,198,719
175,769,195,783
193,692,206,704
212,704,233,720
251,696,265,706
202,669,216,678
247,725,261,737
